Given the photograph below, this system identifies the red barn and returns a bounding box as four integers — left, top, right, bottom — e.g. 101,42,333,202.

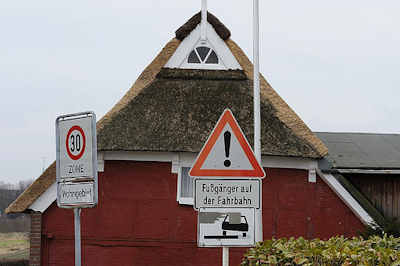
7,11,371,266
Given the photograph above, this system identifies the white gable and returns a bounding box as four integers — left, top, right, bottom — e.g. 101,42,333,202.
165,22,242,70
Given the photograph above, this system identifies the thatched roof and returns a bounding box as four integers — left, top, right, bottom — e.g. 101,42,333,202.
6,12,327,214
97,67,324,157
97,37,327,157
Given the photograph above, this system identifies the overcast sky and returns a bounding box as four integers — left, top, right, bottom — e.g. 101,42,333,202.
1,1,399,184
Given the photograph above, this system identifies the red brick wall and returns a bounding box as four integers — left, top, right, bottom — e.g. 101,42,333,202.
30,212,42,266
39,161,364,266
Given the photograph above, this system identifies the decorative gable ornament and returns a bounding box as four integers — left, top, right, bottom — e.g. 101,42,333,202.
165,21,241,70
189,109,265,178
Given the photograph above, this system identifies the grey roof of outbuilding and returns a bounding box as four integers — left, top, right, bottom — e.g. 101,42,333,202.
316,132,400,169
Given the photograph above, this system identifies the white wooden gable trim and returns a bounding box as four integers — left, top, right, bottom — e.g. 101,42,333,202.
316,169,376,227
165,22,241,70
29,182,57,213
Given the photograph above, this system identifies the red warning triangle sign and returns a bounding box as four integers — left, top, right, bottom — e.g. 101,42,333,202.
189,109,265,178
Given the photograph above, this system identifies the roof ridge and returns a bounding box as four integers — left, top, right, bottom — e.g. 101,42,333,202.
175,11,231,41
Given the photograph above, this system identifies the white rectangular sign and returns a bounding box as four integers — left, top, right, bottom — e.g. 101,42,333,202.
57,116,94,179
194,179,260,210
198,208,255,247
58,182,95,206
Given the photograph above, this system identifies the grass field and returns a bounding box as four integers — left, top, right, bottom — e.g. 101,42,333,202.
0,233,29,261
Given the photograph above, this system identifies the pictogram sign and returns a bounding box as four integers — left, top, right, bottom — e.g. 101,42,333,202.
189,109,265,178
198,208,255,247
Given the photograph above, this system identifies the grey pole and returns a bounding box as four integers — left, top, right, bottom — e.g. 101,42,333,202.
222,247,229,266
74,208,82,266
253,0,263,243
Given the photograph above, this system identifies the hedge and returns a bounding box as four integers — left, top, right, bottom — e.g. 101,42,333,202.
242,235,400,265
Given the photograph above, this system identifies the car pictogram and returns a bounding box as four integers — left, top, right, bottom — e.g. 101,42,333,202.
222,214,249,237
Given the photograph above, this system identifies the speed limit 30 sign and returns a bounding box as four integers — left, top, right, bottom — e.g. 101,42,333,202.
56,111,98,208
66,125,86,161
57,114,96,179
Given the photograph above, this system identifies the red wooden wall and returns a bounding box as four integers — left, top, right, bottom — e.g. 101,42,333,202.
40,161,364,266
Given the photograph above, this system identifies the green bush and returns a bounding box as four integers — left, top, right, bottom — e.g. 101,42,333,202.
242,235,400,265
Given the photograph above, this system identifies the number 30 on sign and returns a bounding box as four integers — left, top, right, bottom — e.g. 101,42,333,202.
66,125,86,160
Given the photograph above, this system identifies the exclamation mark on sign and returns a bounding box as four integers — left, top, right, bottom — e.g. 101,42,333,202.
224,131,231,167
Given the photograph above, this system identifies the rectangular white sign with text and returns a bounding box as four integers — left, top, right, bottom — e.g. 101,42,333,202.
194,179,260,210
58,182,95,206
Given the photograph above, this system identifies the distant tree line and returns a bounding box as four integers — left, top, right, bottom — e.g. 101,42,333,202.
0,179,34,233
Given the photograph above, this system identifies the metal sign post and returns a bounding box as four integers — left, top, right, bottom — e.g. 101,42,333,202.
253,0,263,244
223,247,229,266
74,208,81,266
56,111,97,266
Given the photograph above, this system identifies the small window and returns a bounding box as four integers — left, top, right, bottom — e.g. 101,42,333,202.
187,46,219,65
197,46,210,61
206,51,218,64
188,50,201,63
177,167,194,205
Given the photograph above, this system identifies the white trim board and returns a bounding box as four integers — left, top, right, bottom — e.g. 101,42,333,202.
316,169,375,227
101,151,318,171
29,182,57,213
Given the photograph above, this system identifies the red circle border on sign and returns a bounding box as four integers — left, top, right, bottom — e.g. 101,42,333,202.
66,125,86,160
